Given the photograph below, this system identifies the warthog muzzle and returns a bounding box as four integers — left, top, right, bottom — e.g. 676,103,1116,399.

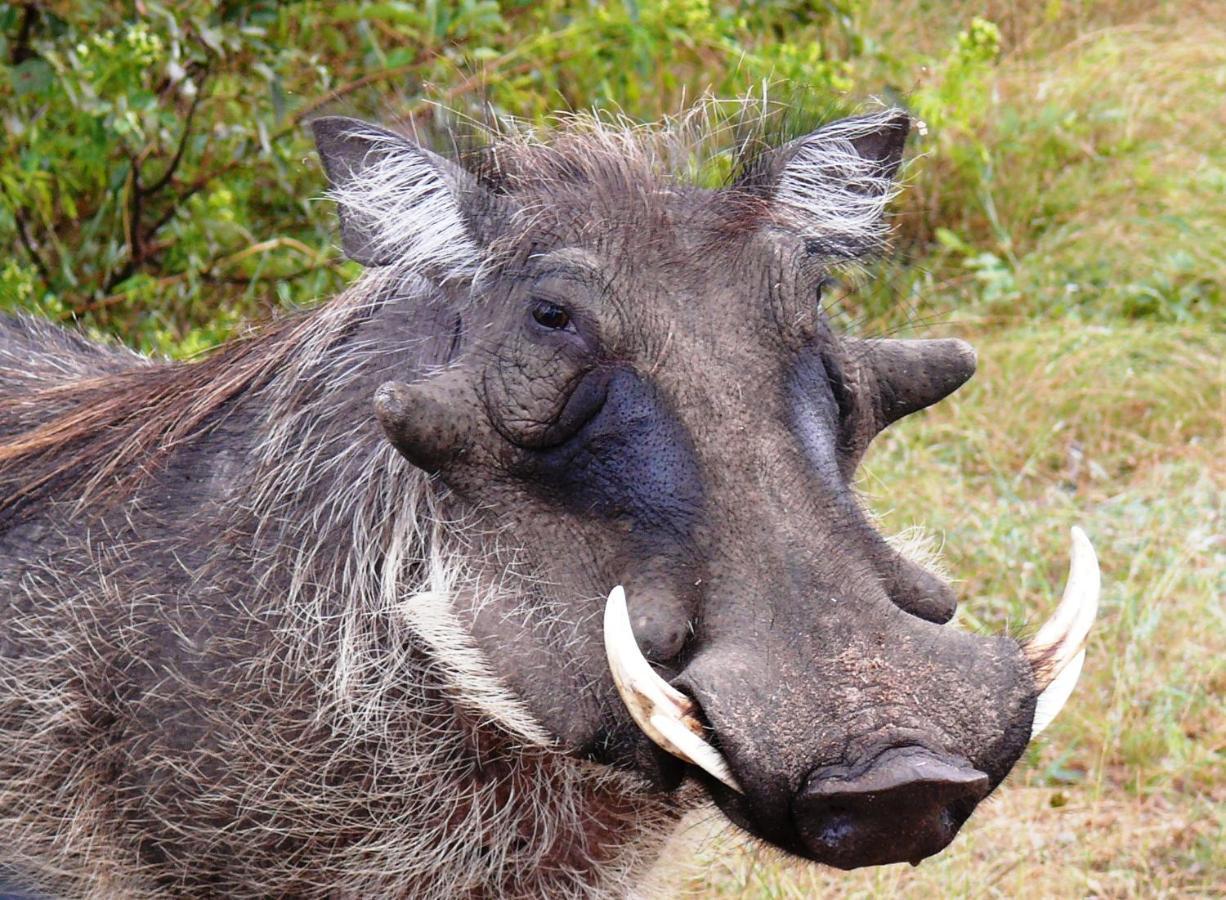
606,528,1100,867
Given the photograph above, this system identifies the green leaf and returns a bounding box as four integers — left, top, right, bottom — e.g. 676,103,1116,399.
10,58,54,96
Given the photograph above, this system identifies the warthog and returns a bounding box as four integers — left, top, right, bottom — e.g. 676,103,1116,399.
0,105,1099,897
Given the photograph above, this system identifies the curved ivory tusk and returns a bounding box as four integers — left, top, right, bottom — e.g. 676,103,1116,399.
1026,527,1100,684
1026,527,1101,738
1031,648,1085,738
604,586,743,792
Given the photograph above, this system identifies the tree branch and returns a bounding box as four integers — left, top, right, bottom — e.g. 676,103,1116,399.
71,237,335,316
141,75,207,198
9,3,36,65
0,182,52,286
12,209,52,285
101,156,145,294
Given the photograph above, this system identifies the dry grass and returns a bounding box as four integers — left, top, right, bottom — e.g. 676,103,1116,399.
670,785,1220,897
844,2,1226,328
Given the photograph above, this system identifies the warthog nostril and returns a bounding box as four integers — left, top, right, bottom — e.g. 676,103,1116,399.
813,809,856,849
793,747,989,869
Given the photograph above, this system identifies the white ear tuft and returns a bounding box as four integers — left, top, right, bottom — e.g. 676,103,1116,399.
771,109,911,258
311,116,481,277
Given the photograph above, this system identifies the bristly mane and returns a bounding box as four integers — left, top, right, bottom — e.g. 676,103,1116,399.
434,94,860,192
0,286,691,897
0,307,319,522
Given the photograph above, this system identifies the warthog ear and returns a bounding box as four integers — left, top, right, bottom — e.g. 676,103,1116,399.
851,337,977,430
748,109,911,257
311,116,481,273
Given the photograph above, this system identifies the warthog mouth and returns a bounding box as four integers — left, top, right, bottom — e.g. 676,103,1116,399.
604,527,1101,861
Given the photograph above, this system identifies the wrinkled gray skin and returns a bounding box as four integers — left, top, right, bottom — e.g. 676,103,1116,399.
0,110,1037,895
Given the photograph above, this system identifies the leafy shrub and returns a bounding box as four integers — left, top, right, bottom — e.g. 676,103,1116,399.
0,1,866,351
1,1,1219,351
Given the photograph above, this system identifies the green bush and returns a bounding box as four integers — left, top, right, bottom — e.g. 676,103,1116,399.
0,0,868,352
1,1,1221,352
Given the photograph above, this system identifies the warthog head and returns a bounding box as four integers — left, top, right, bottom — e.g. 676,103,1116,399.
311,108,1098,869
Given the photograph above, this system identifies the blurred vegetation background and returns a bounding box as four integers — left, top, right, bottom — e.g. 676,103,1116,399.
1,1,1222,896
2,0,1221,351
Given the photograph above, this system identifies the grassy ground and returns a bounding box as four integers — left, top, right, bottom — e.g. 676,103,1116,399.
674,3,1225,896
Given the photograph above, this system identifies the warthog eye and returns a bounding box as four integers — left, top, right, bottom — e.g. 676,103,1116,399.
531,299,572,331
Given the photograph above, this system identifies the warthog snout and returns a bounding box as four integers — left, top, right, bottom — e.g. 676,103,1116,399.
793,748,990,868
607,528,1098,867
